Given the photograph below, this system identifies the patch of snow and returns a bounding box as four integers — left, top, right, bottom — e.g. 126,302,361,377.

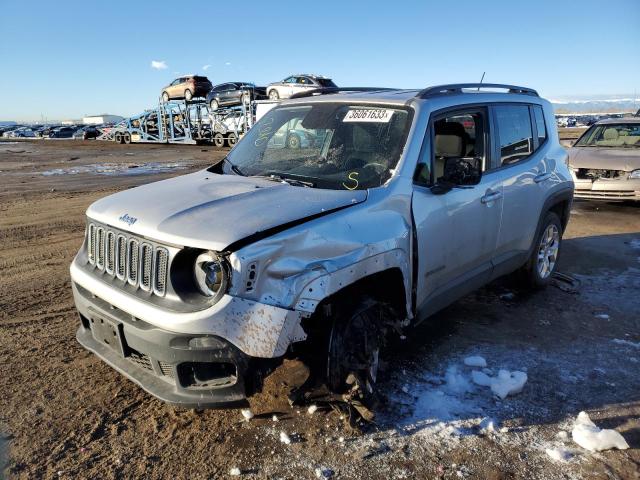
308,405,318,414
629,239,640,250
241,409,254,421
463,356,487,368
612,338,640,349
479,417,499,433
472,369,527,399
571,411,629,452
594,313,609,320
272,415,279,422
545,446,573,462
280,431,292,445
229,467,242,476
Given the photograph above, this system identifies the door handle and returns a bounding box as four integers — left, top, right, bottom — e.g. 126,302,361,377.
534,172,552,183
481,191,503,204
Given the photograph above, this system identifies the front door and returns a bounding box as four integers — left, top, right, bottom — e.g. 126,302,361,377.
411,107,503,320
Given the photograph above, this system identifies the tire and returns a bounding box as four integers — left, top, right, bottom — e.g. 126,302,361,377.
226,132,237,147
268,89,279,100
184,89,193,101
162,91,169,103
213,132,225,148
123,132,131,144
326,299,385,399
286,134,301,149
210,99,219,110
114,132,122,143
519,211,562,288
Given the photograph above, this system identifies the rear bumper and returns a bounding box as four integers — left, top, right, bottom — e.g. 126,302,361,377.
73,282,252,407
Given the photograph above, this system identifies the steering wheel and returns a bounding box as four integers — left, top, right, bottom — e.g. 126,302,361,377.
362,162,387,174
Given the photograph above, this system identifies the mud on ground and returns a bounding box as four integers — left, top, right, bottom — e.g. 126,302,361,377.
1,140,638,479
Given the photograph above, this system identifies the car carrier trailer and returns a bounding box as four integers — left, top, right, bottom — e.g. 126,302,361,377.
98,94,279,147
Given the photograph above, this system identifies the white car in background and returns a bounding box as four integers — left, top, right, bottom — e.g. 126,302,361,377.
266,74,337,100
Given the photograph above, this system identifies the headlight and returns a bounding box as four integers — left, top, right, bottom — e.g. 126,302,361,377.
629,169,640,179
194,251,228,298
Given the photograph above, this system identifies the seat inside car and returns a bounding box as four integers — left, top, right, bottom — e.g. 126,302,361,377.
434,120,467,180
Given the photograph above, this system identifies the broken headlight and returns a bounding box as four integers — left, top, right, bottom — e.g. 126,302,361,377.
629,169,640,180
194,251,228,299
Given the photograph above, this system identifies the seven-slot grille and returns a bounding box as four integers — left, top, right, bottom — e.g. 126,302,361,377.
87,222,169,297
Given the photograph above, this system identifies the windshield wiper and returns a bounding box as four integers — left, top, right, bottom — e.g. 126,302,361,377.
256,172,316,188
224,157,246,176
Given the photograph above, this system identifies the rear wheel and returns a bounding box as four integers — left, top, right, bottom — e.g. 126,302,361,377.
184,89,193,101
213,132,225,148
226,132,237,147
268,89,279,100
123,132,131,144
114,132,123,143
519,211,562,288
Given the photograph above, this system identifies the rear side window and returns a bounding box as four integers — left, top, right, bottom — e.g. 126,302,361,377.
533,105,547,145
494,105,533,165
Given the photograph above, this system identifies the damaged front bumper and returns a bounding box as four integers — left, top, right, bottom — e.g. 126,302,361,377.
70,258,306,407
573,176,640,201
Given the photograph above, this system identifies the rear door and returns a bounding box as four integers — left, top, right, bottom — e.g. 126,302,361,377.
412,106,504,319
490,103,550,277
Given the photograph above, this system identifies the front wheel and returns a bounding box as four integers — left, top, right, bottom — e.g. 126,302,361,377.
162,91,169,103
184,89,193,101
326,299,385,404
286,134,301,149
210,99,219,110
268,89,279,100
519,211,562,288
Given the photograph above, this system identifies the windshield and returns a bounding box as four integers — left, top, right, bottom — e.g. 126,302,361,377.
575,123,640,147
225,103,411,190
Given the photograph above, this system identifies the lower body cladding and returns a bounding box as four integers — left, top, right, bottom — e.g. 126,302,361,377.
71,280,305,407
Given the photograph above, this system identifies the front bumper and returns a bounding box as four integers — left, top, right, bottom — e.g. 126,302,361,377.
573,177,640,201
73,282,251,407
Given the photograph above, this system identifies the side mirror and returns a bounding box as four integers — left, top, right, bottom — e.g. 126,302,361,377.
431,157,482,195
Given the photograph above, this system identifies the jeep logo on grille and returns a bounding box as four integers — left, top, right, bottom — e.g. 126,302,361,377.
119,213,138,226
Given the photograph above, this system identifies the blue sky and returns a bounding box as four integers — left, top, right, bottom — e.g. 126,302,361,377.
1,0,638,121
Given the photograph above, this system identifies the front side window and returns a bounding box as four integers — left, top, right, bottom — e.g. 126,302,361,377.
494,105,533,165
574,123,640,148
415,109,486,185
224,103,412,190
284,77,296,83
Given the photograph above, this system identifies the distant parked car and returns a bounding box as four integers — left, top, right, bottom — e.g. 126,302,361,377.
39,125,63,138
206,82,268,110
73,126,100,140
266,74,337,100
161,75,212,102
49,127,76,138
11,127,36,138
568,118,640,201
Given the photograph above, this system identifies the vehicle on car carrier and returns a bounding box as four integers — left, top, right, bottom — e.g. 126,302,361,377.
71,84,574,408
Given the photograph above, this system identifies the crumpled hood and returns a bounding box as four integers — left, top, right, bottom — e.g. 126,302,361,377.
87,170,367,251
568,147,640,171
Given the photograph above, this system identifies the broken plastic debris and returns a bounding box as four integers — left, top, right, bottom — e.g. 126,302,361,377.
571,411,629,452
280,431,292,444
314,467,334,479
401,384,410,394
463,356,487,368
472,369,527,399
272,414,279,422
545,447,572,462
229,467,242,476
499,292,515,300
308,404,318,414
241,409,254,421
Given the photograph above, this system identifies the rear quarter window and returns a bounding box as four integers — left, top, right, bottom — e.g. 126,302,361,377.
533,105,547,145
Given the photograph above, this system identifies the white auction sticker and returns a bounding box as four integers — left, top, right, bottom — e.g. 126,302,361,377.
343,109,394,123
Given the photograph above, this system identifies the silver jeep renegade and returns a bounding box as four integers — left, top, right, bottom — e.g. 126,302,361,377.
71,84,574,407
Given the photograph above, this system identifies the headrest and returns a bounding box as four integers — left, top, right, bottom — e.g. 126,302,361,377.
603,128,619,140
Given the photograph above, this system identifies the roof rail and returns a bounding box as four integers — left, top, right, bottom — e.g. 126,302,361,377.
290,87,398,99
417,83,538,99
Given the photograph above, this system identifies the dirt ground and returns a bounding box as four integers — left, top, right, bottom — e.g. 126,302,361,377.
1,139,638,480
